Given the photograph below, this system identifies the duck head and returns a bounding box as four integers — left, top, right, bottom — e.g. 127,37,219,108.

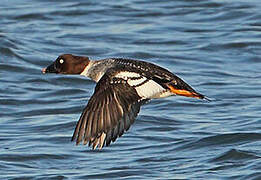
42,54,90,74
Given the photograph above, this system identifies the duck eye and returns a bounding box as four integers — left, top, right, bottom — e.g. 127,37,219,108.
59,59,64,64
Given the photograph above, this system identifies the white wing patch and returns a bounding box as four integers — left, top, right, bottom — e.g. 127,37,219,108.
115,71,141,80
134,80,165,99
115,71,171,99
127,77,147,86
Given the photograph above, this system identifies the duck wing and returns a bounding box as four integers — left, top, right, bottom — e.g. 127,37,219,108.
71,71,147,149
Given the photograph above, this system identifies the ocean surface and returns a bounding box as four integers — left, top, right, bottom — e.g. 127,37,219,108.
1,0,261,179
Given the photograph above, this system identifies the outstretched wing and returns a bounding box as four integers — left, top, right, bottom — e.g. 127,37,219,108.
71,73,146,149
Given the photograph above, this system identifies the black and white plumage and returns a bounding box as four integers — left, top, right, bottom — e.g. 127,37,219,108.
73,69,147,148
42,54,207,149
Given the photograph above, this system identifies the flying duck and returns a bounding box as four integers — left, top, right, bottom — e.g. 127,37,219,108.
42,54,207,150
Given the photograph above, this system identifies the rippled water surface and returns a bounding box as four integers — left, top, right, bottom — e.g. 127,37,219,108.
1,0,261,179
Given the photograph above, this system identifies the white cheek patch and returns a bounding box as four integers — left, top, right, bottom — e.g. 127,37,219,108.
134,80,165,99
115,71,141,80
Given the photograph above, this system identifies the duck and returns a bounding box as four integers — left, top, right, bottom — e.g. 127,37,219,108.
42,54,208,150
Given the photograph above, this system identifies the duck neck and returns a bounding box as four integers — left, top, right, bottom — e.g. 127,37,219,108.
80,59,114,82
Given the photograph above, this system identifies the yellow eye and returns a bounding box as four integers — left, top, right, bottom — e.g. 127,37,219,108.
59,59,64,64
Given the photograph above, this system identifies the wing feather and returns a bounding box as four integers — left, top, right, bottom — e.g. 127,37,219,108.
71,109,86,142
98,102,104,134
71,72,147,149
77,111,88,145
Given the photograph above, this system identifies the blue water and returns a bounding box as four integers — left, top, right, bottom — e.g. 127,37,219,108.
1,0,261,179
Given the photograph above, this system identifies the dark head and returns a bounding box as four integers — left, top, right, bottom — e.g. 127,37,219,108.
42,54,90,74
